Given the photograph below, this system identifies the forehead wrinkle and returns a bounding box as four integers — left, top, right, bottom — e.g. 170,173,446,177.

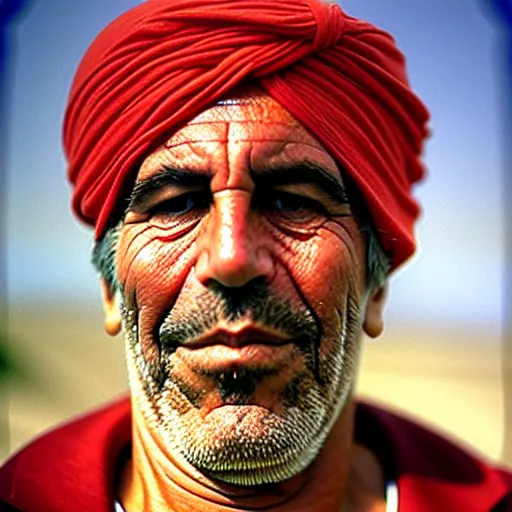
139,99,337,191
164,139,224,151
222,118,337,192
191,99,299,124
162,140,217,170
226,121,322,146
164,122,314,150
165,121,229,149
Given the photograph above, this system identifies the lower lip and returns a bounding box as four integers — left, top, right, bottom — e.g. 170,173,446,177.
175,343,297,371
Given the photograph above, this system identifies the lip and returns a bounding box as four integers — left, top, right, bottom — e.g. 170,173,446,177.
182,323,291,349
176,342,298,372
172,323,310,372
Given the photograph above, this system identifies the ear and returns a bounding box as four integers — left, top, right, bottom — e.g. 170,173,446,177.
100,278,122,336
363,283,388,339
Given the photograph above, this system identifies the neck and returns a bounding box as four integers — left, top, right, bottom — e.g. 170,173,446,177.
119,399,386,512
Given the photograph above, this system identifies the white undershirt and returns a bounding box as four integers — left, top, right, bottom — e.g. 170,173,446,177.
114,480,399,512
386,481,399,512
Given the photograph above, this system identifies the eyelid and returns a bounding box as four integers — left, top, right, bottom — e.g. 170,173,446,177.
268,189,325,209
266,184,348,208
149,191,211,215
132,186,209,213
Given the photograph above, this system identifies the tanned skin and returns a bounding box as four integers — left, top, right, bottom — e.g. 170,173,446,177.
101,91,387,511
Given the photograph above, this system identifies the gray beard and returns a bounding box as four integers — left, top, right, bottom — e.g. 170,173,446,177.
122,280,362,486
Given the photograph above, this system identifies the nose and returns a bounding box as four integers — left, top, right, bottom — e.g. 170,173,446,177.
195,189,275,288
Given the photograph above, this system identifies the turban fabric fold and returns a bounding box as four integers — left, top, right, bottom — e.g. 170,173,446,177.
64,0,430,269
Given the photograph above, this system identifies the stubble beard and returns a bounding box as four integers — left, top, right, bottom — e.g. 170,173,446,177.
122,282,363,487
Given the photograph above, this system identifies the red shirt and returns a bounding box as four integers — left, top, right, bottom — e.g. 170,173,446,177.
1,397,511,511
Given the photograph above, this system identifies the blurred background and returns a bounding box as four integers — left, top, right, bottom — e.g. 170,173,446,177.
2,0,510,466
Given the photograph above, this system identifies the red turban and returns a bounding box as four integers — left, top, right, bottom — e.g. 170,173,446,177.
64,0,429,270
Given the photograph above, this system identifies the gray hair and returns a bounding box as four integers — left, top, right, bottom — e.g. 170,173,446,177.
92,223,121,294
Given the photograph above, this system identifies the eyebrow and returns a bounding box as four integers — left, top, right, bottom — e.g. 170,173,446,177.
127,166,210,212
127,160,348,212
252,161,349,205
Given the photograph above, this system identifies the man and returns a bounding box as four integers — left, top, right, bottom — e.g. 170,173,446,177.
1,0,511,510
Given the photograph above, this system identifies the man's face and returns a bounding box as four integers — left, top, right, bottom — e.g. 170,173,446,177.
108,93,381,486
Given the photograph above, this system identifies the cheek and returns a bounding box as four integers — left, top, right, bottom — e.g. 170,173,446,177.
117,225,198,339
276,219,365,343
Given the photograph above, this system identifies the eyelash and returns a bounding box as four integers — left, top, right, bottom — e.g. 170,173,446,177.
256,190,328,215
149,192,211,216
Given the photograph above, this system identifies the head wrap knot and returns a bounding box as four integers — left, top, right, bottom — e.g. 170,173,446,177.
303,0,344,52
64,0,430,270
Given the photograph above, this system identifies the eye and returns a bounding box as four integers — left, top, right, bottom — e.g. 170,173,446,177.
254,190,329,235
266,191,326,215
272,193,312,212
146,191,211,231
151,192,210,216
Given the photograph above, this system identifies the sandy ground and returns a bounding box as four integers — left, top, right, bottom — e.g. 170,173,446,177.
1,302,509,470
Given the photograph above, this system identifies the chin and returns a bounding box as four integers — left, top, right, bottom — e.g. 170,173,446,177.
145,371,354,487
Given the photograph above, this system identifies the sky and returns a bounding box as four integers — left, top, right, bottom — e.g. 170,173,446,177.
4,0,507,337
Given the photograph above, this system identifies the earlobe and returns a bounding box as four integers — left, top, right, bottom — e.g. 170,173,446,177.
100,278,122,336
363,284,388,339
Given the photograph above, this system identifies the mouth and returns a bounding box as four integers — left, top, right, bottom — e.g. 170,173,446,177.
177,343,300,374
169,323,311,374
182,323,291,349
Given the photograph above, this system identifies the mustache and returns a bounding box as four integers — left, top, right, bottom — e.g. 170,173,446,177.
158,278,319,350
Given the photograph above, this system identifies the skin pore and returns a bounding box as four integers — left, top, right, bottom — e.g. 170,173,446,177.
101,90,388,511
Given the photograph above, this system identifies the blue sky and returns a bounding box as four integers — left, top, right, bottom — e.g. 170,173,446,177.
4,0,507,334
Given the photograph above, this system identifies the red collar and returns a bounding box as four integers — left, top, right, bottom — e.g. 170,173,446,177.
355,403,512,512
0,397,131,512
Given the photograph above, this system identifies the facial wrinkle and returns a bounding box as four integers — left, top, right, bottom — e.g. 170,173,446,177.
126,224,200,312
331,292,361,400
285,269,323,386
123,242,153,301
162,129,324,153
163,121,228,151
320,221,365,286
122,238,198,395
158,278,317,349
117,225,153,287
122,302,165,396
121,235,168,383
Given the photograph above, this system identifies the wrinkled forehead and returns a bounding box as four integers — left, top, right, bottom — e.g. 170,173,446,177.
137,87,338,181
169,96,303,146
